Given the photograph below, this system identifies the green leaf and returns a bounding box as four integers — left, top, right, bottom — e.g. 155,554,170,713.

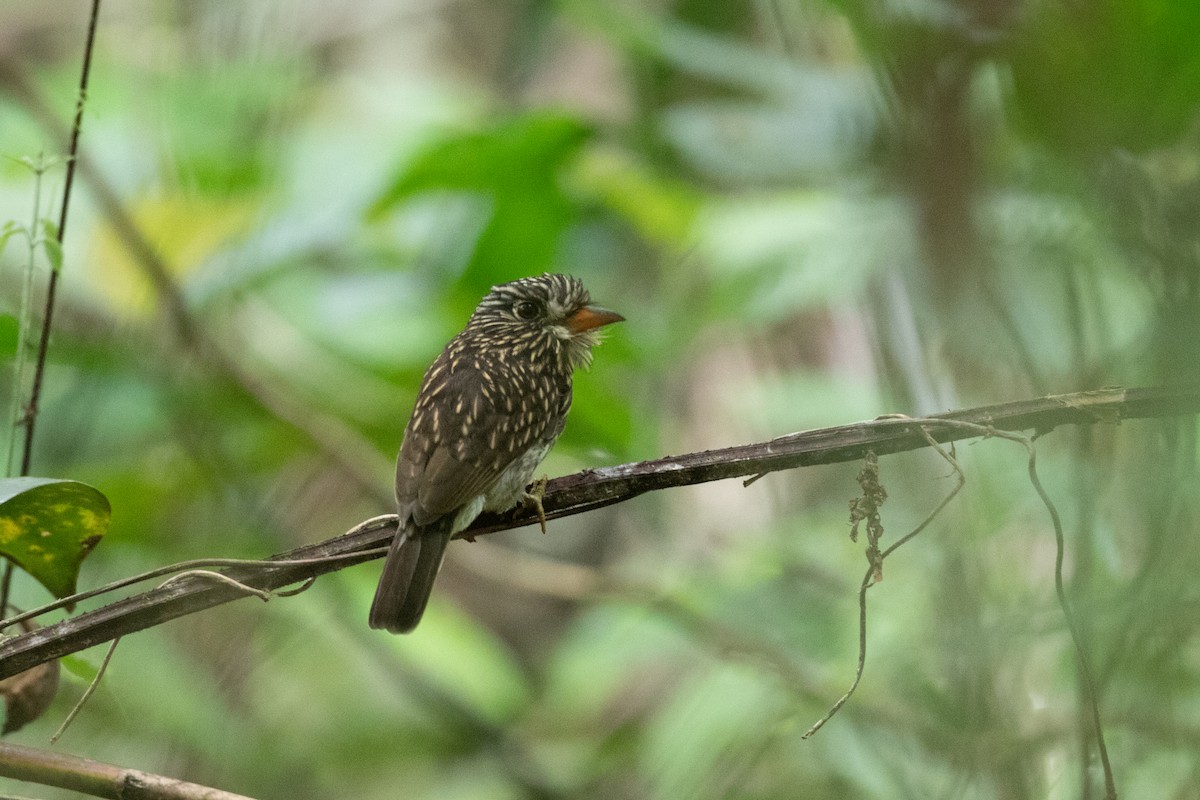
39,234,64,272
0,221,25,261
1010,0,1200,153
0,477,110,601
570,149,701,246
369,111,594,285
0,314,16,360
39,218,64,271
59,654,100,683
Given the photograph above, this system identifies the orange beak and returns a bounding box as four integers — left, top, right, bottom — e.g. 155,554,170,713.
565,304,625,334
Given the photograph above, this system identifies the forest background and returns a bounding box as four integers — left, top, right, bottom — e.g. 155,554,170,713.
1,1,1199,798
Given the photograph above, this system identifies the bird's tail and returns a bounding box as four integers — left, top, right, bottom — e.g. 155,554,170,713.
368,520,452,634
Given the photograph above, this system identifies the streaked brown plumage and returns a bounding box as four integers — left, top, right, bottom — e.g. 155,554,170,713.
369,274,623,633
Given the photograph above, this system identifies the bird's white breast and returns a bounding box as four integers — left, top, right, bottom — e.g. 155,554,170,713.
449,441,554,535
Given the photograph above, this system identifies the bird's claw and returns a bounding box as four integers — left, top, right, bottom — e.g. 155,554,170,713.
524,476,549,534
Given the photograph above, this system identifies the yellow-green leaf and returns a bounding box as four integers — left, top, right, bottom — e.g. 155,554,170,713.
39,219,64,272
0,478,110,601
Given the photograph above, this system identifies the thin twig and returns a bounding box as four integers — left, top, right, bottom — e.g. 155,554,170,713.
0,565,12,620
1028,444,1117,799
796,417,1116,794
0,740,255,800
0,539,394,633
49,636,117,746
803,422,966,738
920,422,1116,796
20,0,101,476
157,571,273,601
46,565,326,745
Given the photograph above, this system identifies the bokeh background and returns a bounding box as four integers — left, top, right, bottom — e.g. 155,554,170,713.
2,1,1199,798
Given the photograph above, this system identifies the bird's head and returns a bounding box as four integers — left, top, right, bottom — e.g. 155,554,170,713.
468,274,624,370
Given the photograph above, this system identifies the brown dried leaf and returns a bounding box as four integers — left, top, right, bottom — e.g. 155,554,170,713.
0,620,61,735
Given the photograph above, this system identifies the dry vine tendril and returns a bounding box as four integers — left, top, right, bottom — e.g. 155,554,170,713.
803,424,964,739
848,449,888,582
802,418,1115,799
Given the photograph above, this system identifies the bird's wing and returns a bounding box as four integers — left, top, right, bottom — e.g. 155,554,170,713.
396,354,557,527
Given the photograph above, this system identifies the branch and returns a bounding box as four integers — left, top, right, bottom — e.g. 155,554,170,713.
0,385,1196,679
19,0,102,476
0,741,254,800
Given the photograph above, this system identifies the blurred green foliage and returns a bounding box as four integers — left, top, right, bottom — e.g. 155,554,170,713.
0,0,1198,798
1011,0,1200,154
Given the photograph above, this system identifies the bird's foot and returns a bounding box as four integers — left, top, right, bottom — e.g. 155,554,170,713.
523,476,549,534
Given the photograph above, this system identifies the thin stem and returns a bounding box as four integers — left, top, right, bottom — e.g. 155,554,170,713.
49,636,119,746
1,154,50,618
0,563,12,619
19,0,102,477
0,544,392,634
1031,451,1117,799
803,423,966,738
6,155,43,477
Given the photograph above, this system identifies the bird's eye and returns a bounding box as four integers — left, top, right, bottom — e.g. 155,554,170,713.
513,300,540,320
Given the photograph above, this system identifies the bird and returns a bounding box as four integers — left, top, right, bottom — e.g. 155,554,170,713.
369,273,624,633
